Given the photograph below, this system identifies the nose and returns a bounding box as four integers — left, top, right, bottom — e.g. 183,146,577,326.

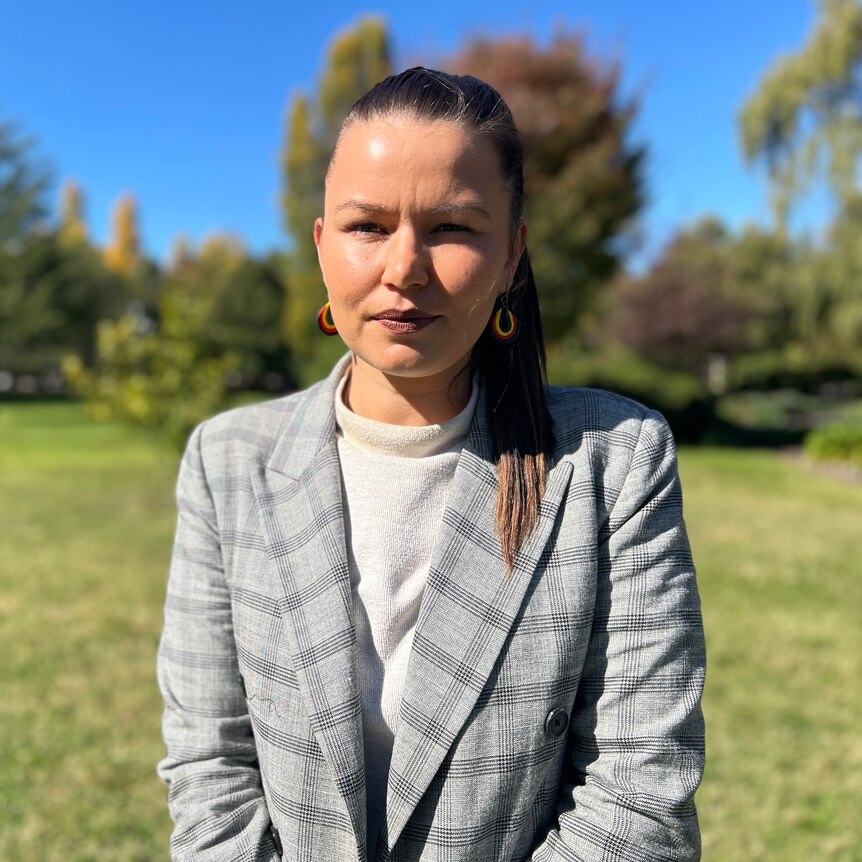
381,226,430,290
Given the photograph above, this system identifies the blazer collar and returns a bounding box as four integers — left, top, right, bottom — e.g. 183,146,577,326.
265,351,353,479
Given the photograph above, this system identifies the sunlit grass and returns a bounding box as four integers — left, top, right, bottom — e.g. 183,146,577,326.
1,404,860,860
1,403,176,862
680,449,862,861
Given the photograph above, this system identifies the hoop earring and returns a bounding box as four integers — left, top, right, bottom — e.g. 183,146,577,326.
317,302,338,336
489,295,519,343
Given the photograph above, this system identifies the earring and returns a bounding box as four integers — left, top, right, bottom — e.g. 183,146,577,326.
317,302,338,336
489,294,519,343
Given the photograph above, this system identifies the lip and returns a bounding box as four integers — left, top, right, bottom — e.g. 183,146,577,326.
371,309,438,333
371,308,436,321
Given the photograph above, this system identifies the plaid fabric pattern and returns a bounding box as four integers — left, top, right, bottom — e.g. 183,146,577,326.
157,354,705,862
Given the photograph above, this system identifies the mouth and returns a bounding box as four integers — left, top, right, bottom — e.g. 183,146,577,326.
372,309,437,333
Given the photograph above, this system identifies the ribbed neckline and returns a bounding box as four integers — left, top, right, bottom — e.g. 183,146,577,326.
334,371,478,458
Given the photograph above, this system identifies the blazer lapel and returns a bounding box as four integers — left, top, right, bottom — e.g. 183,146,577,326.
383,390,574,852
251,354,368,858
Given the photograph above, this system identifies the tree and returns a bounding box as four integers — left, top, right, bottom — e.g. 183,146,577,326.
740,0,862,222
740,1,862,383
0,231,127,374
65,240,238,451
64,312,237,452
66,238,294,449
209,253,293,388
809,192,862,351
103,194,141,277
0,114,52,251
602,219,754,378
449,32,645,341
721,224,797,351
58,180,88,246
165,234,292,387
281,17,391,381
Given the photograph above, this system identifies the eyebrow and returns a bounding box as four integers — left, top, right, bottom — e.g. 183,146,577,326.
333,200,492,219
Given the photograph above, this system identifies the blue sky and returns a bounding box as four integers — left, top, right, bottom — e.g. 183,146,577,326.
1,1,818,268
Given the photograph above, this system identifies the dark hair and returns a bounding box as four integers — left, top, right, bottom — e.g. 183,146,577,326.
339,67,553,569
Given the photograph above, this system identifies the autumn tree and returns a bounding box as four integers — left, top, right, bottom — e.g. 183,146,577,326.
602,219,754,378
0,129,135,377
281,17,391,382
58,180,88,246
103,193,141,277
449,32,645,341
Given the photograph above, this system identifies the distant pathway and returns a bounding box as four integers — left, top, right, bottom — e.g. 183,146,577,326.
781,446,862,486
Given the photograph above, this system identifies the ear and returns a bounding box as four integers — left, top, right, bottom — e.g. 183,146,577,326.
313,217,326,283
506,221,527,286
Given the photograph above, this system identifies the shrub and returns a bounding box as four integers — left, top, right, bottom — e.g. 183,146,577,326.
729,349,862,395
804,424,862,467
548,346,714,443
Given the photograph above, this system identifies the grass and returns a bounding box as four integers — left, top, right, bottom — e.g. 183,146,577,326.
1,403,860,861
0,403,177,862
680,449,862,861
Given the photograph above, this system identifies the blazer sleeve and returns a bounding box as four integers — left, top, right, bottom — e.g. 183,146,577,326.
157,423,281,862
532,411,706,862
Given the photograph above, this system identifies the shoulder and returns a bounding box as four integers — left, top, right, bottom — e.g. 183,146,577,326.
544,386,682,526
186,376,332,473
185,353,352,474
545,384,676,466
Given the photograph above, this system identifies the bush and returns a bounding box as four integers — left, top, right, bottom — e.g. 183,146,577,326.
548,346,714,443
729,349,862,395
804,424,862,467
63,315,238,452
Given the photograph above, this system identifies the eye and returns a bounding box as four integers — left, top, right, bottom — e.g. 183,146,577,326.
346,222,385,234
434,223,471,233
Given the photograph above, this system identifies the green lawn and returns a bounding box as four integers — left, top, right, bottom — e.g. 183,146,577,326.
680,448,862,861
1,403,859,861
0,404,177,862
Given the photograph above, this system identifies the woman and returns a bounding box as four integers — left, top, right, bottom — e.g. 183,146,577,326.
157,67,705,862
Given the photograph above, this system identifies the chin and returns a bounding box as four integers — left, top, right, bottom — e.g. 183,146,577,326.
354,343,466,381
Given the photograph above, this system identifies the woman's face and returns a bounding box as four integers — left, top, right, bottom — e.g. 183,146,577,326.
315,116,525,389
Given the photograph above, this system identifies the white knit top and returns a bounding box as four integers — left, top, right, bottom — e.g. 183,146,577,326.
333,372,478,854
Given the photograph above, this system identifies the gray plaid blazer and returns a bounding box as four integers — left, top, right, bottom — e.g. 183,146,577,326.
157,354,705,862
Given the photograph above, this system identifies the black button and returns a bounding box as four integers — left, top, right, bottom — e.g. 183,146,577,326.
544,707,569,738
270,825,283,855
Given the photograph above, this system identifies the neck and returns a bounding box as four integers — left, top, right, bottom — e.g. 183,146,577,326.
343,355,472,425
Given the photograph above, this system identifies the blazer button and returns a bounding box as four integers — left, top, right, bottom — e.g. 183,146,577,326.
270,825,283,856
544,707,569,738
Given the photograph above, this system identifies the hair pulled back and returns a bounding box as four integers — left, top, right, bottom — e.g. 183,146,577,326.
339,67,553,569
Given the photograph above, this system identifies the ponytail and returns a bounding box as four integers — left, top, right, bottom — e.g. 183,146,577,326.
473,249,553,570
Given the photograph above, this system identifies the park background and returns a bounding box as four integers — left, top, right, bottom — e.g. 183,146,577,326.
1,1,861,859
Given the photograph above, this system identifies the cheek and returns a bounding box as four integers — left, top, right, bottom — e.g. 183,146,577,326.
436,250,504,308
322,240,378,299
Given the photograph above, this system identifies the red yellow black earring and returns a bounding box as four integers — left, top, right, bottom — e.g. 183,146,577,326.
490,295,519,343
317,302,338,336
